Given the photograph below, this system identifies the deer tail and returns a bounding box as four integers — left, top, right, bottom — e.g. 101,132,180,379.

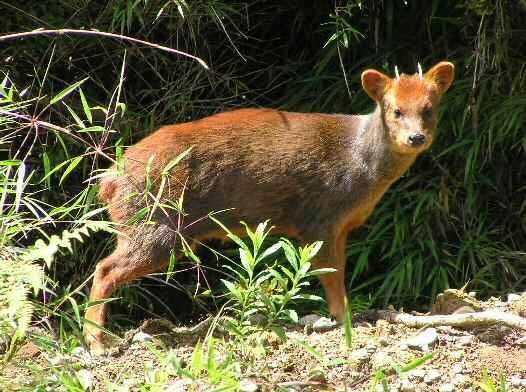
98,173,118,203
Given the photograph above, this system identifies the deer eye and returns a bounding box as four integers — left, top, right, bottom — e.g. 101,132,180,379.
394,108,403,118
423,108,433,118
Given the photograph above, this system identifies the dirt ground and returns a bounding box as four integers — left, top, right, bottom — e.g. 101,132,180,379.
4,291,526,391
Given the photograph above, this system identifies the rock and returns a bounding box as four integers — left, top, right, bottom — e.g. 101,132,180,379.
376,383,400,392
438,383,455,392
516,336,526,346
311,317,338,331
400,379,416,392
249,313,268,326
451,362,464,374
371,351,392,370
15,341,41,359
424,369,442,384
132,331,153,343
299,314,321,326
365,344,377,354
507,293,521,303
455,335,474,347
48,354,68,366
405,328,438,352
378,336,389,346
350,348,371,364
449,350,464,360
239,379,259,392
165,378,193,391
452,374,467,386
75,369,94,390
409,369,426,382
307,368,327,383
375,319,394,335
510,375,526,387
71,346,92,364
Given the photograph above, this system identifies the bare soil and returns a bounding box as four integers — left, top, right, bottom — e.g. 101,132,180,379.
3,292,526,391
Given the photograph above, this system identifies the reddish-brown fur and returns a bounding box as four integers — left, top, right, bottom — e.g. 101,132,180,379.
85,62,455,353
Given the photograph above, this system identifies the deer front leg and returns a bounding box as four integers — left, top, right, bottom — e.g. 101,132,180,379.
315,230,349,322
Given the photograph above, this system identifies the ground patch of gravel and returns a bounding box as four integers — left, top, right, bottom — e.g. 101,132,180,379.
3,290,526,391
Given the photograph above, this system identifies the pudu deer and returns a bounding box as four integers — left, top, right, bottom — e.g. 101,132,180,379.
85,61,455,353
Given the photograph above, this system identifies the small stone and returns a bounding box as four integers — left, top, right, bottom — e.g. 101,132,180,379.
249,313,268,326
452,374,467,386
371,351,392,370
375,319,394,335
71,346,92,363
516,336,526,346
451,362,464,374
165,378,193,391
507,293,522,303
350,348,370,364
378,336,389,346
405,328,438,352
48,354,68,366
307,368,327,383
391,382,402,392
366,344,377,354
75,369,94,390
439,383,455,392
510,375,526,387
424,369,441,384
409,369,426,382
239,379,258,392
455,335,474,347
311,317,338,331
450,350,464,360
299,314,321,326
132,331,153,343
400,379,416,392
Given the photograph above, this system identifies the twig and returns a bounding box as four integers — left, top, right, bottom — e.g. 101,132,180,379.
371,310,526,331
0,28,209,70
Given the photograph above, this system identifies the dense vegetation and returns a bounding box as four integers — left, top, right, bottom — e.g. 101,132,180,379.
1,0,525,364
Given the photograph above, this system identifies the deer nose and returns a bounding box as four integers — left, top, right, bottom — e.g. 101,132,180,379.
408,133,426,146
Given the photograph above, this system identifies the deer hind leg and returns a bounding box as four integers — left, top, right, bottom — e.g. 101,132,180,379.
84,230,173,353
315,230,349,322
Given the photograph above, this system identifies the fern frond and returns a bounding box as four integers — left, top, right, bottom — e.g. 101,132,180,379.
23,220,114,267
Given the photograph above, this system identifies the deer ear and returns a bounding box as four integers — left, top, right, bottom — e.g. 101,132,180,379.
425,61,455,95
361,70,391,102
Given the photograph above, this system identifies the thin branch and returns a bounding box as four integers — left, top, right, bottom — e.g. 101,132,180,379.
0,110,116,163
0,28,209,70
371,310,526,331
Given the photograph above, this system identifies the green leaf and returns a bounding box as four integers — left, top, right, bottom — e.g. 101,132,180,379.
209,216,247,250
63,102,85,128
344,297,353,349
59,156,83,185
68,297,82,328
78,126,108,133
400,352,433,372
42,152,51,188
257,242,282,262
162,146,193,175
50,77,89,105
79,88,92,124
286,309,298,323
221,279,241,300
190,340,204,378
307,268,337,277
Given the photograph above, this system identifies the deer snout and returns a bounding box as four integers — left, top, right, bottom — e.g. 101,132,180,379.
408,132,426,146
